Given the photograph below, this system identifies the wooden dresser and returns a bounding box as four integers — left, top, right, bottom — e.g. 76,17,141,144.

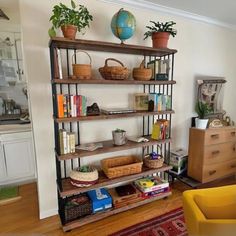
188,127,236,183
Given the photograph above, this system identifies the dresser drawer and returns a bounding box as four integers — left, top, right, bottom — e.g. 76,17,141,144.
202,159,236,183
204,129,225,145
224,128,236,142
204,142,236,165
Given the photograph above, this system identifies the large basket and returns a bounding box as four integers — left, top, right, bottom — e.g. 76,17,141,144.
72,50,92,80
64,193,92,223
101,155,143,179
133,60,152,81
99,58,129,80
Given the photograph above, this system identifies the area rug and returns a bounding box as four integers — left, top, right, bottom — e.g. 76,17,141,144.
0,186,21,206
110,207,187,236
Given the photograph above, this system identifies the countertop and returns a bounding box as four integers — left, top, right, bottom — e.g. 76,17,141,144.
0,123,32,134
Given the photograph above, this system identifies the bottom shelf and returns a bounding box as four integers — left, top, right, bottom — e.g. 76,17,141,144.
62,191,171,231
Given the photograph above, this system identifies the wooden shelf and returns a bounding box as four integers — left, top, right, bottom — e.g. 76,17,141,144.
57,136,171,160
62,191,171,231
55,110,175,123
49,37,177,57
52,78,176,85
58,164,172,197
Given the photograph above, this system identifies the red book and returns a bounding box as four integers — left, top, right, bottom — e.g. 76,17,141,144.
57,94,64,118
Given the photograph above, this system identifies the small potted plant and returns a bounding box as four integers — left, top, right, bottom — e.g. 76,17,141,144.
144,21,177,48
112,128,127,146
48,0,93,40
195,101,212,129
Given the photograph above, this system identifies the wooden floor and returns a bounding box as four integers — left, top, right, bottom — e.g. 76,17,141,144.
1,176,235,236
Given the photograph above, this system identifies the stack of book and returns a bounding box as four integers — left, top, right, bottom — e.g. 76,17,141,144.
59,129,76,155
134,176,170,198
148,93,171,111
57,94,87,118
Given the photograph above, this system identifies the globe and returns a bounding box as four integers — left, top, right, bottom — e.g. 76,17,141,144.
111,8,136,43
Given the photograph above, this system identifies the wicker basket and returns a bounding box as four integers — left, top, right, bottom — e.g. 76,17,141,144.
133,60,152,81
72,50,92,80
101,155,143,179
64,193,92,223
99,58,129,80
144,155,164,169
70,166,98,187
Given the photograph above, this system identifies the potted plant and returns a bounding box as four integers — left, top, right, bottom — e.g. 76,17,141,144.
112,128,127,146
195,101,212,129
48,0,93,40
144,21,177,48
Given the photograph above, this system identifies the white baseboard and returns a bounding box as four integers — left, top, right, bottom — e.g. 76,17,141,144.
40,208,58,219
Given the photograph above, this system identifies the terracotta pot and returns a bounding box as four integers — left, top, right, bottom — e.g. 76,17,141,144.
152,32,170,48
61,25,77,40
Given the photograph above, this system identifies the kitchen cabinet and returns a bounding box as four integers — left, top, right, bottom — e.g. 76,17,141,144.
0,131,36,185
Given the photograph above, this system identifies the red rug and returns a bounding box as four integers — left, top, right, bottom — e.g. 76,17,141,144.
110,208,187,236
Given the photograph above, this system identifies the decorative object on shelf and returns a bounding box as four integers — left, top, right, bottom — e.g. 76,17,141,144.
87,188,112,213
144,21,177,48
69,165,98,187
128,136,149,143
48,0,93,39
144,148,164,169
72,50,92,79
221,115,235,127
111,8,136,44
64,193,92,223
112,128,127,146
147,59,170,80
99,58,129,80
133,93,149,111
148,93,171,112
76,142,103,152
101,155,143,179
151,119,169,140
208,118,223,128
86,103,100,116
195,101,213,129
133,60,152,81
169,148,188,175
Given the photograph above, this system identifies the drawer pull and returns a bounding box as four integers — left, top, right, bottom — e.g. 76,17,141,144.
211,134,219,139
209,170,216,175
231,164,236,168
212,150,220,155
231,132,236,137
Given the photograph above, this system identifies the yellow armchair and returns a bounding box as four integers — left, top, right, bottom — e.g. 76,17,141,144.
183,185,236,236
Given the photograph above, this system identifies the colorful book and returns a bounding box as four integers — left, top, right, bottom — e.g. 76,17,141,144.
57,94,64,118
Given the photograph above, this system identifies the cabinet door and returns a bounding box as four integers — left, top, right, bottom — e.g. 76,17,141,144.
0,143,7,181
3,137,35,181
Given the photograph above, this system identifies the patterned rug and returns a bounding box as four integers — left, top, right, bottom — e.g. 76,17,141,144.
110,208,187,236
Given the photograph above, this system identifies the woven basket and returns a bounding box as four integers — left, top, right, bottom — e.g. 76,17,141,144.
72,50,92,80
133,60,152,81
99,58,129,80
69,166,98,187
144,155,164,169
101,155,143,179
64,194,92,223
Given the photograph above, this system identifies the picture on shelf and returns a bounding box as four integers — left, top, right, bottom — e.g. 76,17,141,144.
133,93,149,111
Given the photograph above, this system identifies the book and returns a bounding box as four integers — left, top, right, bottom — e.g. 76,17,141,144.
57,94,64,118
59,129,67,155
101,108,136,115
57,48,63,79
76,142,103,152
68,132,76,153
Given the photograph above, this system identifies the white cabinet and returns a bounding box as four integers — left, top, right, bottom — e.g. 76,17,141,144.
0,131,36,185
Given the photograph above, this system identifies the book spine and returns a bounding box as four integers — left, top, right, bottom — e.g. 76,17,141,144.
73,95,77,117
57,48,63,79
79,95,82,116
69,132,75,153
82,96,87,116
138,182,169,193
59,129,64,155
57,94,64,118
53,48,59,78
62,129,67,154
76,95,80,117
141,187,169,198
66,133,71,154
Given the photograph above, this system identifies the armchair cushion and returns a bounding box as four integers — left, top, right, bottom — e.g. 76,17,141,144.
194,193,236,219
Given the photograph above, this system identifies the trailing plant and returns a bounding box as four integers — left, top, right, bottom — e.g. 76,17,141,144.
144,21,177,40
48,0,93,37
195,101,212,119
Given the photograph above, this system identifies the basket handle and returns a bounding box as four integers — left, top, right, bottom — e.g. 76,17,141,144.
72,50,92,65
139,59,145,69
104,58,124,67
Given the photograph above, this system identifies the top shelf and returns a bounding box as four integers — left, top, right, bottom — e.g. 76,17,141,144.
49,37,177,57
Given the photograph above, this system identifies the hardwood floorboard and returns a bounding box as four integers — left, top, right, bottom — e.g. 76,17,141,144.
0,177,234,236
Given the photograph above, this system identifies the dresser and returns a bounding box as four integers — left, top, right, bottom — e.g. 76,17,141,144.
188,127,236,183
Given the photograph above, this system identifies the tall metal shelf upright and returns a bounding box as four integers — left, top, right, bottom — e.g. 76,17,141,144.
49,37,177,231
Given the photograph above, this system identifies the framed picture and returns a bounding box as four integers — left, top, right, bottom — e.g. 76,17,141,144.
133,93,149,111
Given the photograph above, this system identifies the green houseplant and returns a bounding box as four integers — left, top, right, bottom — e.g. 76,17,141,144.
195,101,212,129
48,0,93,40
144,21,177,48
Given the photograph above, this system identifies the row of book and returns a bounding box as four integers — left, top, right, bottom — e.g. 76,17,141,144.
57,94,87,118
148,93,171,111
59,129,76,155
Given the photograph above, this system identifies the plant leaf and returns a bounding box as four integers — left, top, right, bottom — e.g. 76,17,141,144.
48,27,56,37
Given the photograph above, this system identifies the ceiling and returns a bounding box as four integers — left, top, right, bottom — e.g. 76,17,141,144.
144,0,236,26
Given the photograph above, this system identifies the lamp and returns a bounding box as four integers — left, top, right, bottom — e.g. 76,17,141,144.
0,9,9,20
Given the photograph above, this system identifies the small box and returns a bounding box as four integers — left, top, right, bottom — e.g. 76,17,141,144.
169,148,188,175
87,188,112,213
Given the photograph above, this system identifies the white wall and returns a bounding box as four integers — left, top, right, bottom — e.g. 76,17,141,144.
19,0,236,218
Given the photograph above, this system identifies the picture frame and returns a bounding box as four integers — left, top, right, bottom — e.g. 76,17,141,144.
133,93,149,111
